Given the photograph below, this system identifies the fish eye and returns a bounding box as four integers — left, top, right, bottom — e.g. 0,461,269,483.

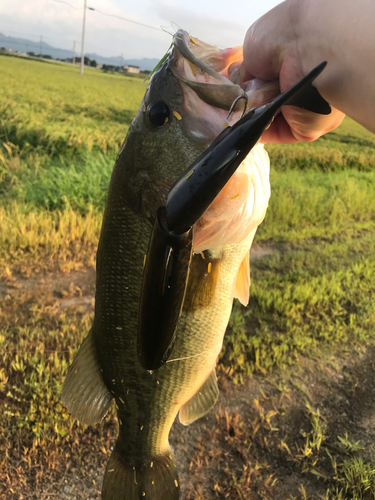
147,101,170,127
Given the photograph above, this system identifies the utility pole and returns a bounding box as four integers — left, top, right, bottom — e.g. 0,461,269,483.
80,0,87,74
40,35,43,58
72,41,76,65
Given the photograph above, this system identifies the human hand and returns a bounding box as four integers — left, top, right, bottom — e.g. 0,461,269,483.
239,0,345,144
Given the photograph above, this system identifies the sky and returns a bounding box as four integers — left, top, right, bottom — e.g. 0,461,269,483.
0,0,283,60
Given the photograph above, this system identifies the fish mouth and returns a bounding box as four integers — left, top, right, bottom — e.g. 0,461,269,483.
167,29,280,143
171,30,245,111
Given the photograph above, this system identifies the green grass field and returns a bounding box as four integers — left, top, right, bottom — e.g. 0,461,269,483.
1,55,375,499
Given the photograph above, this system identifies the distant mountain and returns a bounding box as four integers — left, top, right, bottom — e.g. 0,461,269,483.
85,53,158,70
0,33,159,71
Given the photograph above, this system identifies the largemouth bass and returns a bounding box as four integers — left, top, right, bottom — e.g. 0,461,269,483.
61,30,279,499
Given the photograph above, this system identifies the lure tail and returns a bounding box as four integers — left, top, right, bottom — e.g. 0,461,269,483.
102,444,180,500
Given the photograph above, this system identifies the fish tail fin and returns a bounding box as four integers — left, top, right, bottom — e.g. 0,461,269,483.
102,443,180,500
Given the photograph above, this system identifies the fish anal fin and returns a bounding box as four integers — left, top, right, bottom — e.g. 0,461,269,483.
234,251,250,306
102,444,179,500
179,369,219,426
61,329,112,425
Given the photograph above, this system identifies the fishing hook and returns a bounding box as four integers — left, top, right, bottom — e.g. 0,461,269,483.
227,93,248,121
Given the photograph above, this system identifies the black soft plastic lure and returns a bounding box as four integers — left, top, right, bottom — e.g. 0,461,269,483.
137,62,330,371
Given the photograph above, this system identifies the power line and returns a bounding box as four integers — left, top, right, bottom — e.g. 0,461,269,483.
52,0,82,9
0,2,168,66
51,0,164,32
50,0,166,75
88,7,164,32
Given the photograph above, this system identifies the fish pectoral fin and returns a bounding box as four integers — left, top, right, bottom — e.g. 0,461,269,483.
61,329,112,425
233,251,250,306
179,368,219,426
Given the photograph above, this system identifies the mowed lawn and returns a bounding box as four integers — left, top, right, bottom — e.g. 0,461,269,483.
1,55,375,499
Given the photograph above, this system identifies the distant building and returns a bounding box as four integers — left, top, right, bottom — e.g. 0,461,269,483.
66,56,91,66
123,65,140,74
0,48,28,56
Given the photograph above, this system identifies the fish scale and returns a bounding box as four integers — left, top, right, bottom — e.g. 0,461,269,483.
96,199,252,457
61,29,271,500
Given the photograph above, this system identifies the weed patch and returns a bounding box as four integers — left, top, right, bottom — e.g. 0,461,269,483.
221,232,375,379
2,52,375,500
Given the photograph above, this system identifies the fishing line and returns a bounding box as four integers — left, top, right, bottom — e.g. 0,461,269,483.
160,25,174,37
165,346,219,363
170,22,183,32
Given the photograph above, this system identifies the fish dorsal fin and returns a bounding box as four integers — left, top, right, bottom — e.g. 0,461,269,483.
179,368,219,426
61,329,112,425
234,251,250,306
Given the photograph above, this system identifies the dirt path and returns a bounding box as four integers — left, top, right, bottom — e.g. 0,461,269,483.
49,345,375,500
0,267,96,308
